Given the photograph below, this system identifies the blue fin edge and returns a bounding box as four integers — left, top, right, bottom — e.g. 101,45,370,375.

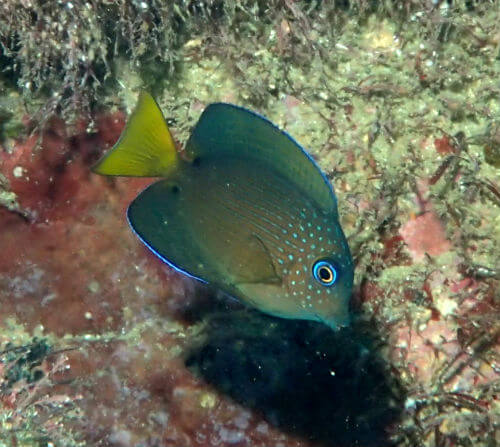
203,103,338,212
126,200,208,284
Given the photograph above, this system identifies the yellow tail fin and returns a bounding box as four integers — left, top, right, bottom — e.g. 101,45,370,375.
92,92,179,177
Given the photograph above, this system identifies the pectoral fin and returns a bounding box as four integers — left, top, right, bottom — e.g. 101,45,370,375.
228,235,281,285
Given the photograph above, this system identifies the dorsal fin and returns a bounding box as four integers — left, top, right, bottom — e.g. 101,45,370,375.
92,92,179,177
184,103,338,215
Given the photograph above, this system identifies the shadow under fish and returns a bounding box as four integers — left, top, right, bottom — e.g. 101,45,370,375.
185,311,404,447
92,93,354,330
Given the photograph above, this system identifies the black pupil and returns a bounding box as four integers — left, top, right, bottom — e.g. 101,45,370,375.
319,266,331,281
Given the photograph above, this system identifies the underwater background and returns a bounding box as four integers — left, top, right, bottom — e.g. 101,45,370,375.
0,1,499,446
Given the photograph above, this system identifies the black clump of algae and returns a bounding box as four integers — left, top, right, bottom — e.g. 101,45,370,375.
186,311,404,447
0,337,52,391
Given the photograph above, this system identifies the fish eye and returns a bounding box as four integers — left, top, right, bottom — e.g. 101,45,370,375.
312,259,338,287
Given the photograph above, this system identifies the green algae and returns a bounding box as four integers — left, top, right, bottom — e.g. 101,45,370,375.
0,320,85,447
0,95,24,142
0,174,31,221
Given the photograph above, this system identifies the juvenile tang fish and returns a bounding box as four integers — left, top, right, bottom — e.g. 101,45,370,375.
93,93,354,329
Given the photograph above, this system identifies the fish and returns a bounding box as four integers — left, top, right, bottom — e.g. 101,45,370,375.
92,92,354,329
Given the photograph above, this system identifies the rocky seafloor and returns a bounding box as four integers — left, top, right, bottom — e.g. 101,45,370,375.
0,1,499,446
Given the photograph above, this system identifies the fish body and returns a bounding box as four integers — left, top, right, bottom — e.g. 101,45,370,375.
93,93,353,329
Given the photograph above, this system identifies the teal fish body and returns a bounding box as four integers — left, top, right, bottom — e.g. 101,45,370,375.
93,94,354,329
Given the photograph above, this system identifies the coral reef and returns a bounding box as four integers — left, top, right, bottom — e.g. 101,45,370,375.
0,0,499,446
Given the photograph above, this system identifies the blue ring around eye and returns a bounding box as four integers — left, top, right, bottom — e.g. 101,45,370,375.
312,260,338,286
